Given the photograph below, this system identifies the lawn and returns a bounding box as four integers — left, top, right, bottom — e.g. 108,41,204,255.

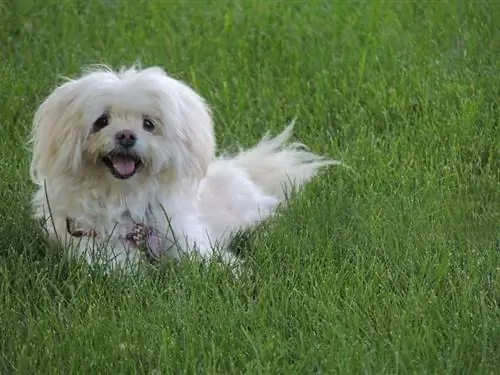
0,0,499,373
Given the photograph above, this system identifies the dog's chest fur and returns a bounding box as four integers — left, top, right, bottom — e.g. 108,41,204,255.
78,189,160,237
36,179,166,239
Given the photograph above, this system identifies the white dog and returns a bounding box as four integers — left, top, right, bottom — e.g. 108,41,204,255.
29,65,340,270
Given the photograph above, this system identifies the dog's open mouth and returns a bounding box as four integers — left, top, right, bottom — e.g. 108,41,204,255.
101,153,142,180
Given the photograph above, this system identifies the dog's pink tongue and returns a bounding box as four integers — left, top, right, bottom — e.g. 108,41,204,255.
113,158,135,176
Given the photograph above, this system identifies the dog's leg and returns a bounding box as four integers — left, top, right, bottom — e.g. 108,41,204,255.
157,188,230,262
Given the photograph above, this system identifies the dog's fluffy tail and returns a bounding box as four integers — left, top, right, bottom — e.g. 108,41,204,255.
233,122,341,201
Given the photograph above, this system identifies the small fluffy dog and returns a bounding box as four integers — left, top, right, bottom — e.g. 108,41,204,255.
29,65,340,269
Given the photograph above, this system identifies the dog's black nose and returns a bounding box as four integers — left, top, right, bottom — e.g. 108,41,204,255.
115,130,137,148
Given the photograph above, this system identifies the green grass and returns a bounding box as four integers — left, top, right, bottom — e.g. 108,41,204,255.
1,0,499,373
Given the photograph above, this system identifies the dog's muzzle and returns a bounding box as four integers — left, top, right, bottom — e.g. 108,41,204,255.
100,130,143,180
101,150,142,179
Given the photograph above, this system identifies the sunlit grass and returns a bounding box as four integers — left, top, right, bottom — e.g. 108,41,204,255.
0,0,498,373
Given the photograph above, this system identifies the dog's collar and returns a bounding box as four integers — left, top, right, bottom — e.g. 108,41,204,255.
66,218,98,238
65,218,161,262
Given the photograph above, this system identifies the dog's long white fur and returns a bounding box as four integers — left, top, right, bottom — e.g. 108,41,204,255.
29,65,340,269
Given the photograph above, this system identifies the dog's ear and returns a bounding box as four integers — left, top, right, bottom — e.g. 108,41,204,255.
157,72,216,182
29,79,87,183
175,84,215,181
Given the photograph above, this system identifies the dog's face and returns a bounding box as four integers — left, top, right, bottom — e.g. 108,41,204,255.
88,113,150,180
30,66,215,188
84,102,172,182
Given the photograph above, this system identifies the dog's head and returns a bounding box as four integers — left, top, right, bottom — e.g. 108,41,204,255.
30,66,215,188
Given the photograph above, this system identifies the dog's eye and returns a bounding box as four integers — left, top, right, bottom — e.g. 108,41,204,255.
143,118,155,132
93,114,109,131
